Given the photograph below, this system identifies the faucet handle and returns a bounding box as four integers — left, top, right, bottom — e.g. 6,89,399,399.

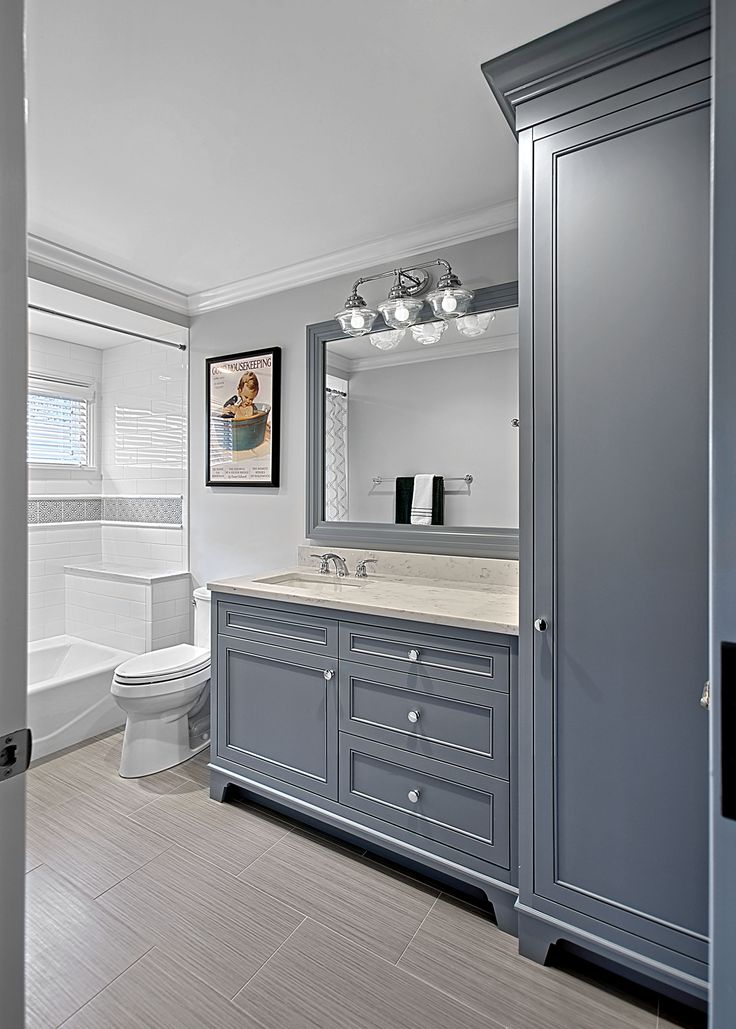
310,554,330,575
355,558,377,578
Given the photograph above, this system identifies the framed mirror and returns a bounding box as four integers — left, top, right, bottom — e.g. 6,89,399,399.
306,281,519,557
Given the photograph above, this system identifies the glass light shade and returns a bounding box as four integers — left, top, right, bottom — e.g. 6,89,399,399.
369,328,405,351
410,320,447,346
377,295,424,330
426,286,474,320
455,311,495,338
335,305,379,337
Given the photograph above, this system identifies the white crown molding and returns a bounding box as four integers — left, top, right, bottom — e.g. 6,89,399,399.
27,235,190,316
27,197,517,319
188,199,518,315
326,332,519,375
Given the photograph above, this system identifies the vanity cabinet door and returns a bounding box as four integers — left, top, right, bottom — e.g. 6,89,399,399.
216,637,337,799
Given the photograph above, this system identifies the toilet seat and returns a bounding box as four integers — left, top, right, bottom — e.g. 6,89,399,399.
112,644,210,699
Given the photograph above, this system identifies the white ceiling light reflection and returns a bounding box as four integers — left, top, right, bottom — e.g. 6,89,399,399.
456,311,495,338
369,328,406,351
409,321,447,346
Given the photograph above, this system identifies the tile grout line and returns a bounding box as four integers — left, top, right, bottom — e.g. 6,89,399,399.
230,916,308,1003
55,944,157,1028
91,840,178,903
392,893,439,966
277,915,508,1029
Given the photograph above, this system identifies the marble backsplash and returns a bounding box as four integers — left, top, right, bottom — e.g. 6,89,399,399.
297,545,519,587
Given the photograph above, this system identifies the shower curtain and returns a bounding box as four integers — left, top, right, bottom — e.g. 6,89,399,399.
324,387,348,521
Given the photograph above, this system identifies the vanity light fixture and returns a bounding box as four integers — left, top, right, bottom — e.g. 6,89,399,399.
426,268,474,320
334,259,473,344
377,275,425,330
334,287,379,337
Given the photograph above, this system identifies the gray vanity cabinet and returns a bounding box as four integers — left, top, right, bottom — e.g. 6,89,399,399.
483,0,710,1000
211,592,518,931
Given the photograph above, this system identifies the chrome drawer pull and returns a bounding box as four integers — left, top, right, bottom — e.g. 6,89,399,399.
323,669,334,681
407,789,421,804
534,618,548,632
407,648,420,662
407,709,420,724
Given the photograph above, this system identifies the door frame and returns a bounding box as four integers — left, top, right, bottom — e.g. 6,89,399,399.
0,2,29,1026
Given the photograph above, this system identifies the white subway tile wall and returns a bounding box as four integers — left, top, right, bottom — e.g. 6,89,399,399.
64,572,192,654
151,577,194,651
27,334,188,643
100,340,187,575
28,524,102,642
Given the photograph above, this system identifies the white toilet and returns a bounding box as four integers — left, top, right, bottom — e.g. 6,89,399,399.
111,586,212,778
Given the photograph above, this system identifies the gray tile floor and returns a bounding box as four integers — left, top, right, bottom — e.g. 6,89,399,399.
26,732,706,1029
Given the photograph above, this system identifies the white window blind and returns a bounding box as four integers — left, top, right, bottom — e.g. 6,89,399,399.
27,376,95,467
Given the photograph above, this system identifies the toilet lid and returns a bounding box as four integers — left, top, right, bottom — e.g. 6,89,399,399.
114,644,210,684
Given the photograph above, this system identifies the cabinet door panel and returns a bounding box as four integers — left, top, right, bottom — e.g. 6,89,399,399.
217,638,337,799
532,84,709,961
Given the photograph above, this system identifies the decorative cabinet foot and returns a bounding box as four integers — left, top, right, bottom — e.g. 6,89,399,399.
210,770,229,803
518,913,555,965
487,892,518,936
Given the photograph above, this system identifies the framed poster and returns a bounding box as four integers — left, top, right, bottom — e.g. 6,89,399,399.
206,347,281,487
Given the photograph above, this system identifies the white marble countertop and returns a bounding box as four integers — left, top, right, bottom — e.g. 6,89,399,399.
207,569,519,635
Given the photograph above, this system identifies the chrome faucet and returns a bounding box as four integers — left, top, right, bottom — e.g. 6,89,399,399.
355,558,377,578
311,552,349,577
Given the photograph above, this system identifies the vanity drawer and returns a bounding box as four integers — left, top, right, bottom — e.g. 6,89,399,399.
339,735,510,867
339,621,508,690
339,661,509,778
218,600,338,657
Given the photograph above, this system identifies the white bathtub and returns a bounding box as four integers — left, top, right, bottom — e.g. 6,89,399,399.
28,635,133,760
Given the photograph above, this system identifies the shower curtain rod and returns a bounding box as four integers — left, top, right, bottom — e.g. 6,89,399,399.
28,304,188,351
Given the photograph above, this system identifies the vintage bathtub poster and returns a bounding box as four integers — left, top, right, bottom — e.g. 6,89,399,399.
206,347,281,486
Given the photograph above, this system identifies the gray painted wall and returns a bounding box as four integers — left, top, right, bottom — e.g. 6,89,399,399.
188,232,518,586
345,347,518,527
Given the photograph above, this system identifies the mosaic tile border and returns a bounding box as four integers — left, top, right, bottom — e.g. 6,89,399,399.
29,496,183,526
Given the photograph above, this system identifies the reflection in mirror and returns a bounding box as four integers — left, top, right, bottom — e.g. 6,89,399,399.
323,307,518,528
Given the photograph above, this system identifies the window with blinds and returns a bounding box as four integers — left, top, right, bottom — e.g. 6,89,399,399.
27,377,95,468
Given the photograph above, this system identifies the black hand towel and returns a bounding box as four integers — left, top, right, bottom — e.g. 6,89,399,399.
395,476,445,525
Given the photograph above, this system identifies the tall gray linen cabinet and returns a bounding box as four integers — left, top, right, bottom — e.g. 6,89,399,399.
483,0,711,1001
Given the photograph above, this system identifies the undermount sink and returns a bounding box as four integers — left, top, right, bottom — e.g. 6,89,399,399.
253,572,365,589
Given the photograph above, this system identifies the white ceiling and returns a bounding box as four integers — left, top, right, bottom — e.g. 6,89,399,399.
26,0,613,298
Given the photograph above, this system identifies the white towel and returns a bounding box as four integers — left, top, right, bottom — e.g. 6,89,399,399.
410,474,435,525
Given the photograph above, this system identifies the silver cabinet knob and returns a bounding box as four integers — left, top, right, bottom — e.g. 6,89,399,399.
407,709,420,724
323,669,334,681
407,789,421,804
408,648,420,662
534,618,548,632
700,680,710,709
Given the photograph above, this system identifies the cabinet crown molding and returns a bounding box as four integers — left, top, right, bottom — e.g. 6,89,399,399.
481,0,710,134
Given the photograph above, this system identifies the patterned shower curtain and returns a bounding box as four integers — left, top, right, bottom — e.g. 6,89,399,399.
324,387,348,521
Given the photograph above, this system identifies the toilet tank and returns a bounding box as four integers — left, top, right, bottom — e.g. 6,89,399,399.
192,587,212,650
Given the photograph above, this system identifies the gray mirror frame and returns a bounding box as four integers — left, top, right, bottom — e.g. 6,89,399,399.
306,280,519,558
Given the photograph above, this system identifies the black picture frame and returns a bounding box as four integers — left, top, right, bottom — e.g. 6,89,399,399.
206,346,281,487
